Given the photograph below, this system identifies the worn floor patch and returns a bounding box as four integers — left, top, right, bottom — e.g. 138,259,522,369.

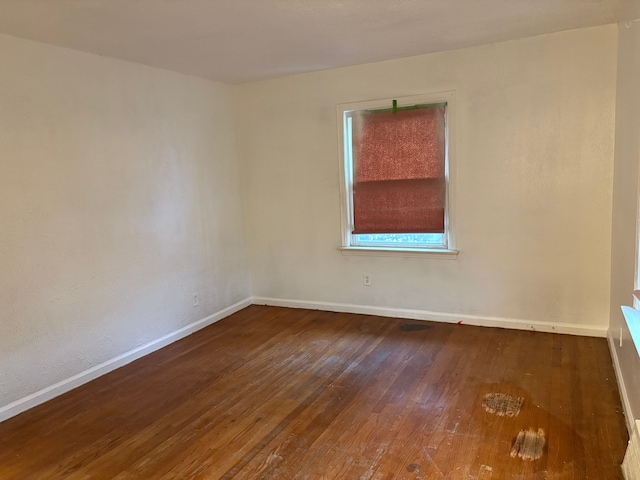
482,393,524,417
406,463,419,472
510,428,546,461
399,324,431,332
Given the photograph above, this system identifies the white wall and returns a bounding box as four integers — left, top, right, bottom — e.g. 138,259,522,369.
609,20,640,428
0,34,250,412
238,25,617,333
0,23,623,421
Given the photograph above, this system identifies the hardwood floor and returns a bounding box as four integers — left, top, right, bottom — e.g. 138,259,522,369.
0,306,628,479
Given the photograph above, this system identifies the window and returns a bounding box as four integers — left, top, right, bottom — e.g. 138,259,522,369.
337,92,457,256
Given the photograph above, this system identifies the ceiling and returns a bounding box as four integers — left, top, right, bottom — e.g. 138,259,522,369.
0,0,637,84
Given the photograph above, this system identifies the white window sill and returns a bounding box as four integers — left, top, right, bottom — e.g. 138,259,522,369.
621,305,640,358
338,246,459,259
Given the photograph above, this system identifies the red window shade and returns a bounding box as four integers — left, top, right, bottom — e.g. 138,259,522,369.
351,105,446,234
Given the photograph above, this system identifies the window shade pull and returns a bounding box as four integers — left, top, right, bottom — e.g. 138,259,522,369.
392,99,397,114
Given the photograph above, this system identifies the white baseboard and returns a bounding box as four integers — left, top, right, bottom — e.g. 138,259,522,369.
252,297,607,338
609,331,636,435
0,297,252,424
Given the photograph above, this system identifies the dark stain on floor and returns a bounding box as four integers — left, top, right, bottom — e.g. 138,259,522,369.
398,324,431,332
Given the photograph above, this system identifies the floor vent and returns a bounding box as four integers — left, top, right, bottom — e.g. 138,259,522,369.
623,420,640,480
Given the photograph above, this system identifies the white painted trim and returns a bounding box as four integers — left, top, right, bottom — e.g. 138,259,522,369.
0,297,252,424
252,297,607,338
609,331,636,435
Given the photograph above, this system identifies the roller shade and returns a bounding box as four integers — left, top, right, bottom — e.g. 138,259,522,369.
351,105,446,234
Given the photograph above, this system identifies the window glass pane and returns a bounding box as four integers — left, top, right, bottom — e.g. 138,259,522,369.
353,233,444,246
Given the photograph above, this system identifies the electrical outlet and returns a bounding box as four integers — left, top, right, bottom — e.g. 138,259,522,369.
193,294,199,307
363,273,372,286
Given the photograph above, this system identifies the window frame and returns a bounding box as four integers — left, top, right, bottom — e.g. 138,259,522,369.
337,91,458,258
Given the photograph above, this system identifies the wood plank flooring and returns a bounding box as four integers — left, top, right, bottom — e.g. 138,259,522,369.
0,305,628,479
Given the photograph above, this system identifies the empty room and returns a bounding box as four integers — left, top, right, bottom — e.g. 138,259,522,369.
1,1,640,478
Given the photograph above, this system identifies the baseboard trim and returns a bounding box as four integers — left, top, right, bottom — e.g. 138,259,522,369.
608,331,635,435
0,297,252,424
252,297,607,338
